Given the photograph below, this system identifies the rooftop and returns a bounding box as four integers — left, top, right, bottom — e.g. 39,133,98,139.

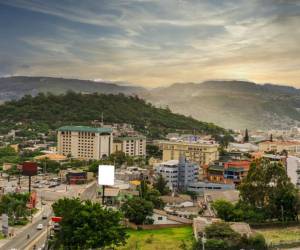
159,140,218,147
58,126,112,133
114,136,146,141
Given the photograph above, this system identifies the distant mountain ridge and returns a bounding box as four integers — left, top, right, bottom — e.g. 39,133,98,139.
0,76,144,102
1,76,300,130
143,80,300,130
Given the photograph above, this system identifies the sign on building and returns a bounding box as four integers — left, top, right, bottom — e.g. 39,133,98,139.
98,165,115,186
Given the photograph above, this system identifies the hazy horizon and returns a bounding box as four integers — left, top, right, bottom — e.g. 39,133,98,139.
1,0,300,88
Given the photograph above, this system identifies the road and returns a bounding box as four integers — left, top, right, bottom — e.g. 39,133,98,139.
1,181,98,250
0,205,52,250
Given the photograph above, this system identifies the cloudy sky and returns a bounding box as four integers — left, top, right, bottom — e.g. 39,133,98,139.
0,0,300,87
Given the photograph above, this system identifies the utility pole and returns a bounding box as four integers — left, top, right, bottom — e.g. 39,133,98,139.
202,232,206,250
102,185,105,205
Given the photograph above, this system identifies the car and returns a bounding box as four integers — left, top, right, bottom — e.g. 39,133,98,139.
36,223,43,230
42,213,47,219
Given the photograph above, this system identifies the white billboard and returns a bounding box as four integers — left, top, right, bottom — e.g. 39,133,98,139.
98,165,115,186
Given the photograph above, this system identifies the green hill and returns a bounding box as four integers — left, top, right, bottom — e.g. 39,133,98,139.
0,92,226,139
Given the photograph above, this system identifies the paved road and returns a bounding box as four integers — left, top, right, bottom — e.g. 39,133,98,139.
0,206,52,250
1,182,97,250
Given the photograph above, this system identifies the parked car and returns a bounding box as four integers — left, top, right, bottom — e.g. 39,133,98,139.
36,223,43,230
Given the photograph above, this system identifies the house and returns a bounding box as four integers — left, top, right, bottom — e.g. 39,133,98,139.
193,217,252,240
152,209,192,225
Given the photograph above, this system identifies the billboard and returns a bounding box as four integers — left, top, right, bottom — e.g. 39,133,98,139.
22,162,38,176
98,165,115,186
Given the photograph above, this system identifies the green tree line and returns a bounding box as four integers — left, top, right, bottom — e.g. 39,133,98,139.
0,92,227,139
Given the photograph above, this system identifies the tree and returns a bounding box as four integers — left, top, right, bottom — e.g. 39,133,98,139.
145,189,165,209
193,222,267,250
244,128,249,143
121,197,154,225
146,144,162,159
0,146,17,158
0,193,30,225
212,200,235,221
153,174,170,195
239,159,300,221
138,180,165,209
51,198,127,249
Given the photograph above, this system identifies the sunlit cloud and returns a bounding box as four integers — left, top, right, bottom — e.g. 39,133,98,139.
0,0,300,87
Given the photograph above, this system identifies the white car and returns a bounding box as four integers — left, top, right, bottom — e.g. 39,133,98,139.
36,223,43,230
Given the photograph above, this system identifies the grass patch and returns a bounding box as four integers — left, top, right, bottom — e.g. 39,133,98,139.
256,226,300,244
118,226,194,250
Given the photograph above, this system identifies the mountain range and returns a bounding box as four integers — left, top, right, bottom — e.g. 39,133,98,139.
0,76,143,102
1,76,300,130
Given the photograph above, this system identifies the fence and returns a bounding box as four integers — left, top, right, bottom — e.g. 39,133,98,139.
125,221,191,230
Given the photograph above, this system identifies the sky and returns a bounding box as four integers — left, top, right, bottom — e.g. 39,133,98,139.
0,0,300,88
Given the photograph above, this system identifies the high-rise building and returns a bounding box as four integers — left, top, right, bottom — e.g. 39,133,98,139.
57,126,113,160
158,140,219,166
154,156,199,191
113,136,146,157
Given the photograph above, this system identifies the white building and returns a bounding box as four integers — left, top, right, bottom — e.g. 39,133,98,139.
57,126,113,160
287,156,300,188
154,157,198,191
227,142,258,152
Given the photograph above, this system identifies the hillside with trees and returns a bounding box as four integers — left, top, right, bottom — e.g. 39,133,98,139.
0,92,227,139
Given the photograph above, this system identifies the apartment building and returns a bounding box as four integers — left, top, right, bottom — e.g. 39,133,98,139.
154,156,199,191
159,140,219,166
203,160,251,185
113,136,146,157
57,126,113,160
258,140,300,155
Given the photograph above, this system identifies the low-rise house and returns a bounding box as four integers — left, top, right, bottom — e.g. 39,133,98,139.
187,181,235,194
161,194,193,208
34,153,68,162
204,189,240,204
193,217,252,240
152,209,192,225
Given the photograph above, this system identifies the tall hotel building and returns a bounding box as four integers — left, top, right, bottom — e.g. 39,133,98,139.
57,126,113,160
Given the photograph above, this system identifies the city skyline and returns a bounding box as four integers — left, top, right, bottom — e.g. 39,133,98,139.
1,0,300,87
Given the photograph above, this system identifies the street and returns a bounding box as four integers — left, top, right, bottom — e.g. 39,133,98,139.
0,205,52,250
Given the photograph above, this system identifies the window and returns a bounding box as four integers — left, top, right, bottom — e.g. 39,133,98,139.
158,216,163,220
